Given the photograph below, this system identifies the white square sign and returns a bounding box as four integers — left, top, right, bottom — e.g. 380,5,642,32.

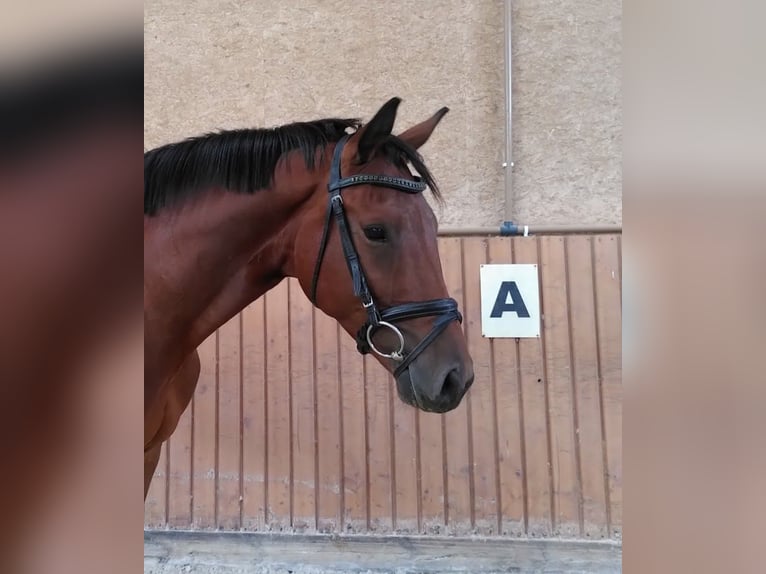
480,264,540,338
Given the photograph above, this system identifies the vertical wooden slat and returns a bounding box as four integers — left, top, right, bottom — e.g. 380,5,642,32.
439,237,472,534
265,281,291,529
392,398,419,533
144,443,167,527
486,237,525,536
288,279,316,532
539,236,580,536
417,213,451,536
241,298,267,529
365,354,394,532
418,409,445,534
315,305,342,532
593,235,622,537
217,316,242,529
338,325,367,532
513,237,552,536
192,333,217,527
463,237,498,534
167,404,193,527
566,236,608,538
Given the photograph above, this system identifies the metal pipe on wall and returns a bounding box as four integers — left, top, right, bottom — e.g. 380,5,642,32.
503,0,514,220
484,4,621,242
437,224,621,237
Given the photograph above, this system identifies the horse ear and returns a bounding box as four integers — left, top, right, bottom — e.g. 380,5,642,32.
353,97,401,163
397,106,449,150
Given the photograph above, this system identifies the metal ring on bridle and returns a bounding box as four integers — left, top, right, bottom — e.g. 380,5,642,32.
366,321,405,361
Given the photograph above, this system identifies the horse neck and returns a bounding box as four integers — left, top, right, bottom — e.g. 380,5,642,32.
144,164,317,365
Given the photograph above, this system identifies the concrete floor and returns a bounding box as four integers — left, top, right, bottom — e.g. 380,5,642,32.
144,530,621,574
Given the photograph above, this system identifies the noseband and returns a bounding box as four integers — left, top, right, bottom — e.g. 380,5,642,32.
309,135,462,378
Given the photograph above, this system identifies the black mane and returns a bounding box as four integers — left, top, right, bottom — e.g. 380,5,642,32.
144,118,442,215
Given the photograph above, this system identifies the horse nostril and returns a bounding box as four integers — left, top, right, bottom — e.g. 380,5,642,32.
438,368,463,403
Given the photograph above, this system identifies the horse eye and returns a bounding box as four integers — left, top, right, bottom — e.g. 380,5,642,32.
363,225,387,242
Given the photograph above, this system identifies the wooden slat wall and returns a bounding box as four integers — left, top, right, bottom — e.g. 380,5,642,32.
145,235,622,540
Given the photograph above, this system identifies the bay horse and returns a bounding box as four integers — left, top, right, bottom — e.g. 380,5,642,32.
144,97,474,497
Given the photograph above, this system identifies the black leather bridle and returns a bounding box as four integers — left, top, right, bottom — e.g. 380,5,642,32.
309,134,462,378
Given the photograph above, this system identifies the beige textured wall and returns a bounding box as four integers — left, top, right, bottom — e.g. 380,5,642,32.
511,0,621,225
145,0,621,226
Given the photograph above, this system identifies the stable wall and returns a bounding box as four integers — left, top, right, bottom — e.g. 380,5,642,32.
144,0,621,227
144,234,622,540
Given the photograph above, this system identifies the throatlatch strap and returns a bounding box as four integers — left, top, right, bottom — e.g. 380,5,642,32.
310,199,336,304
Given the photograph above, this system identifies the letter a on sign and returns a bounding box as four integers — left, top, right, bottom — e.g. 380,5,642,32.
480,264,540,338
